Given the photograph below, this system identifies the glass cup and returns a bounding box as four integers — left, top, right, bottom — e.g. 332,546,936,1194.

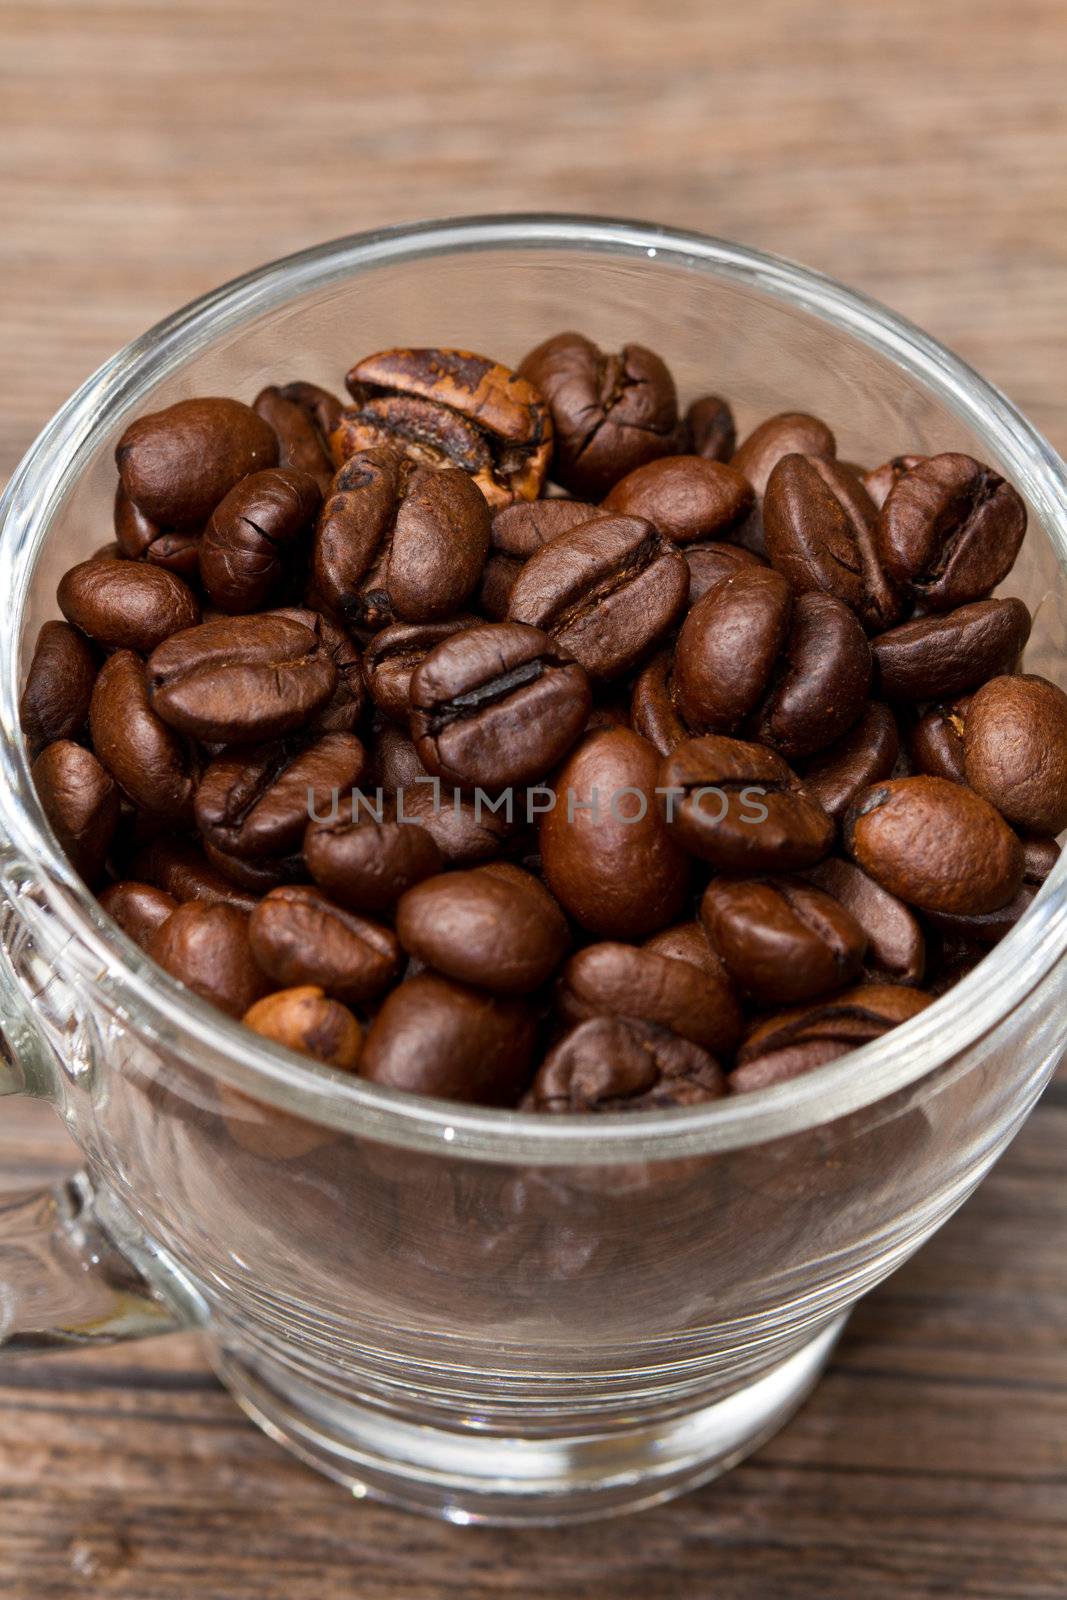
1,216,1065,1525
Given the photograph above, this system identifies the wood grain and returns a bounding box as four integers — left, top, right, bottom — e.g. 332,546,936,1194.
0,0,1065,1594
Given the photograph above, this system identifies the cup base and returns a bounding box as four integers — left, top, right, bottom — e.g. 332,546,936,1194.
212,1316,845,1525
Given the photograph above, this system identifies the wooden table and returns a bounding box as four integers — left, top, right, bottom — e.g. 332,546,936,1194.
1,1,1065,1594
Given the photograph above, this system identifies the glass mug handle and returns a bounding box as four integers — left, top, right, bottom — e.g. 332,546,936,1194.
0,889,188,1355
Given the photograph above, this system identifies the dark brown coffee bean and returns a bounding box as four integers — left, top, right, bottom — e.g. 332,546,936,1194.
863,454,926,511
603,456,754,544
396,863,570,994
752,591,872,761
800,702,900,821
518,332,679,499
277,381,343,441
367,726,428,791
58,558,199,653
360,973,536,1105
409,622,591,788
312,449,491,628
1022,835,1061,884
730,984,932,1092
507,513,688,680
195,732,365,859
116,397,278,528
701,877,866,1006
963,674,1067,834
113,486,201,578
872,597,1031,702
129,837,261,912
396,779,517,866
643,920,725,976
879,453,1027,610
200,468,321,613
364,617,479,724
764,454,902,630
253,384,335,487
490,498,598,558
925,888,1039,950
845,775,1023,914
202,839,306,893
98,881,179,949
32,740,119,883
89,650,197,823
731,412,836,500
557,942,742,1055
269,607,365,735
803,857,925,985
243,985,362,1068
540,728,691,938
685,395,736,462
684,540,766,605
630,651,689,757
147,614,337,743
249,886,399,1005
659,735,833,871
148,902,269,1019
19,621,99,755
478,555,521,621
908,698,969,783
524,1017,725,1112
674,567,792,733
305,798,443,913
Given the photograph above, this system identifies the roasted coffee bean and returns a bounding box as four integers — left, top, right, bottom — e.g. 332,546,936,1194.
253,384,335,487
364,617,479,724
540,728,691,938
603,456,754,544
925,889,1039,950
490,498,598,558
845,775,1023,914
557,943,742,1055
674,567,791,732
684,540,766,605
202,839,306,893
148,902,269,1019
128,837,261,912
878,453,1027,610
19,620,99,755
305,799,443,913
685,395,736,462
90,650,197,823
752,592,872,760
643,919,725,976
630,651,689,756
312,449,491,628
32,740,119,883
524,1017,725,1111
963,674,1067,833
701,877,866,1005
409,622,591,789
764,453,902,630
243,985,362,1068
800,702,900,821
98,881,179,949
730,984,932,1092
872,597,1031,702
360,973,536,1105
660,735,833,871
908,699,969,783
113,487,201,578
507,513,688,680
276,380,343,441
195,732,365,859
731,412,836,501
147,614,336,743
217,1081,334,1162
334,348,552,509
368,726,429,792
519,332,680,498
199,468,321,613
863,454,926,511
803,857,925,985
249,886,399,1005
58,558,200,654
396,864,570,994
396,779,517,866
116,397,278,528
270,606,365,735
1023,835,1061,884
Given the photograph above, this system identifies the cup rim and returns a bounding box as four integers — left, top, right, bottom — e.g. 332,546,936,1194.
2,211,1066,1164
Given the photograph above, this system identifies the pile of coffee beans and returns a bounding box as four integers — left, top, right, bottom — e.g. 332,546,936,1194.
22,336,1067,1114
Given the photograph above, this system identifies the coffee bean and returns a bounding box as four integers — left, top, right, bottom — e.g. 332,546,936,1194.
630,650,689,756
396,864,570,994
277,380,343,441
364,617,480,724
249,885,399,1005
147,614,337,743
685,395,736,462
32,740,119,883
490,498,598,558
524,1017,725,1111
128,837,261,913
752,592,872,761
217,1081,334,1162
659,735,833,871
269,606,366,735
683,540,766,605
90,650,198,823
701,877,866,1005
673,567,791,732
879,453,1027,609
396,779,517,866
253,384,335,488
802,857,925,985
19,620,99,755
643,919,725,976
730,984,932,1092
507,513,688,680
863,454,926,511
243,985,362,1068
305,799,443,913
58,558,200,653
202,839,305,894
148,902,269,1019
908,699,969,783
360,973,536,1104
540,728,691,937
519,332,679,499
116,397,278,528
603,455,754,543
1023,835,1061,884
200,468,322,613
925,889,1039,950
800,702,900,821
409,621,591,789
557,942,742,1055
98,881,179,949
731,412,836,501
872,597,1031,701
963,673,1067,834
845,775,1023,914
113,487,201,577
195,732,365,859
